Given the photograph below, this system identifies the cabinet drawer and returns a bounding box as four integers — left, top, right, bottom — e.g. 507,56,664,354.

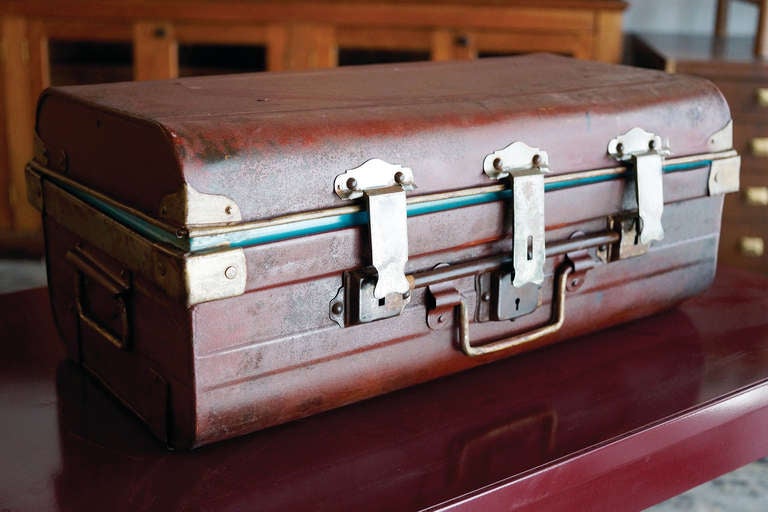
719,227,768,273
714,80,768,121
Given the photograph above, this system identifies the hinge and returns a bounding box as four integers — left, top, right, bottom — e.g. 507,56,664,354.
607,127,670,245
483,141,547,288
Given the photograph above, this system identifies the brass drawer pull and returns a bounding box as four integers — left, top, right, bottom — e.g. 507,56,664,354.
458,262,573,357
751,138,768,157
745,186,768,206
740,237,765,257
757,88,768,107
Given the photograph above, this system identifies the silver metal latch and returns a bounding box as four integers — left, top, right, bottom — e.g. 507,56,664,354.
608,128,670,245
334,159,415,299
483,141,547,288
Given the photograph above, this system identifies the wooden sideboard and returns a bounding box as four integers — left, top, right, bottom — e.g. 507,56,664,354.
0,0,626,253
630,33,768,274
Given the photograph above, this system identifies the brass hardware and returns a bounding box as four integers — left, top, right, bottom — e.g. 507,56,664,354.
159,183,243,226
458,263,573,357
745,186,768,206
751,137,768,157
757,88,768,107
740,237,764,257
708,121,733,152
606,215,650,261
708,155,741,196
66,248,131,350
44,180,247,306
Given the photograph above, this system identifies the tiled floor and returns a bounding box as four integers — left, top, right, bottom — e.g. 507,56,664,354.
0,259,765,510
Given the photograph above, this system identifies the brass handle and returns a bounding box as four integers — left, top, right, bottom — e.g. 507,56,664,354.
751,137,768,157
757,88,768,107
745,186,768,206
459,263,573,357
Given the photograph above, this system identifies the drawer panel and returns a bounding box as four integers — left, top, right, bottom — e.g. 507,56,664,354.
714,80,768,119
718,226,768,273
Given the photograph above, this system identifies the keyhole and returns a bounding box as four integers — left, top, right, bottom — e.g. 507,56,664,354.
515,297,521,311
527,235,533,261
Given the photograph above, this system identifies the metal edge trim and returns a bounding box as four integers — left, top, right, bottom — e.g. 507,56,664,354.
33,150,737,252
43,180,246,306
708,155,741,196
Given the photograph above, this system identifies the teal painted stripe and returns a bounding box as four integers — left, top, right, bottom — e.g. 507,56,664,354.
189,159,713,251
57,180,190,250
58,159,713,253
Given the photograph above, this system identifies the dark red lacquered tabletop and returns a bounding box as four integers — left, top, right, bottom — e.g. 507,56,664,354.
2,266,768,512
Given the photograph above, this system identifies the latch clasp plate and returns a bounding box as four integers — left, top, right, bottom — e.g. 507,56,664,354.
608,128,669,245
483,141,547,288
334,158,415,301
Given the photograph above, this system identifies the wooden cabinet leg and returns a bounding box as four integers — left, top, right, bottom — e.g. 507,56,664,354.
134,22,178,80
1,16,39,232
431,29,476,61
594,11,622,63
282,23,336,70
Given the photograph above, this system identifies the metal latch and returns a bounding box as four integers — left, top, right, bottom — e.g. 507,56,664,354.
332,159,415,327
483,141,547,288
608,128,670,245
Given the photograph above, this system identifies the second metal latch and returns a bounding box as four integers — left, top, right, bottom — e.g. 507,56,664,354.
608,127,670,245
483,141,548,289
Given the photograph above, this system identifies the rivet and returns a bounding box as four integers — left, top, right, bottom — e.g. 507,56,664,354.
224,266,238,280
598,244,607,252
175,228,188,239
331,302,344,315
713,172,719,183
153,26,167,38
437,314,446,323
394,171,406,185
224,205,232,215
532,154,541,166
493,157,503,171
481,291,491,301
648,139,656,150
346,177,358,191
616,142,624,154
570,278,580,287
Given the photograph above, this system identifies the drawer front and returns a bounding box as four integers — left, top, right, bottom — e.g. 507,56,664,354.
719,227,768,272
714,80,768,118
732,122,768,177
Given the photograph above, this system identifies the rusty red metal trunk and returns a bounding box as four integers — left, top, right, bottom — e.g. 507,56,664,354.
30,54,738,448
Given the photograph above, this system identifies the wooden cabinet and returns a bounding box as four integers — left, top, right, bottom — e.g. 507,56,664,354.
0,0,625,253
631,33,768,274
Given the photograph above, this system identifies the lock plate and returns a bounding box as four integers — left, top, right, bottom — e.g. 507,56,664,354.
476,269,541,322
334,268,410,327
605,214,650,261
